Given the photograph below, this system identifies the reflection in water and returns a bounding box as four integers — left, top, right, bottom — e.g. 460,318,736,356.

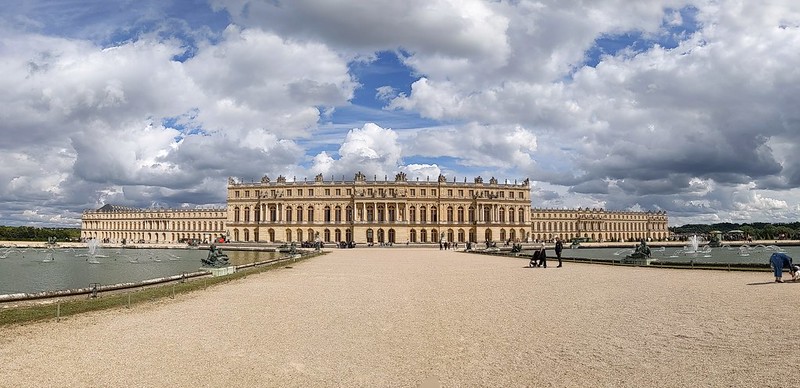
0,247,282,295
563,245,799,265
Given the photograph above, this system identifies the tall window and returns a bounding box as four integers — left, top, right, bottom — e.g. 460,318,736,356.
244,207,250,223
307,207,314,223
324,206,332,222
234,207,240,222
297,207,303,223
447,207,454,222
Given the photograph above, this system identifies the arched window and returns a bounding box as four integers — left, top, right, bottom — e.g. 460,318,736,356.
335,206,342,223
244,228,250,241
430,207,437,222
366,229,374,243
267,229,275,242
420,229,427,242
409,207,417,223
388,229,395,243
324,229,331,242
431,229,438,243
297,228,303,242
499,208,505,223
234,207,240,223
324,206,332,222
244,207,250,223
286,207,293,223
420,206,427,223
485,229,492,242
286,229,292,242
447,207,454,222
335,228,341,242
500,229,506,241
345,228,352,242
297,207,303,223
483,207,491,223
518,208,525,223
410,229,417,243
458,229,465,243
307,207,314,223
377,229,384,243
468,207,475,223
346,206,353,222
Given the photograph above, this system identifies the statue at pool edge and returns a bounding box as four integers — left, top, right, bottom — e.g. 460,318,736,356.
202,244,230,267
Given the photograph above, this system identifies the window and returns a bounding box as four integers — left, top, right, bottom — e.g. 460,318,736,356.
325,189,330,195
308,207,314,222
509,191,514,199
410,189,415,196
245,190,249,198
235,191,240,198
458,190,464,197
421,189,426,196
448,189,453,197
499,191,504,198
287,189,292,197
271,189,276,197
255,190,260,197
432,190,436,196
308,189,313,196
347,189,352,195
336,189,341,195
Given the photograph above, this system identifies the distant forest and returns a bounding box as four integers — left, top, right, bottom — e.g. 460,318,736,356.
0,226,81,241
669,222,800,240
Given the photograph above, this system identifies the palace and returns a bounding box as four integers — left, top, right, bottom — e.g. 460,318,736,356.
80,204,226,243
80,173,669,244
530,207,669,242
227,172,531,245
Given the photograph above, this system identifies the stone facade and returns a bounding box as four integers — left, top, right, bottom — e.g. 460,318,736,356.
81,204,226,243
226,173,532,244
531,207,669,242
80,175,670,245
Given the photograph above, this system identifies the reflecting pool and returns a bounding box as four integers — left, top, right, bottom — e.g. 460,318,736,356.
560,244,800,265
0,246,282,294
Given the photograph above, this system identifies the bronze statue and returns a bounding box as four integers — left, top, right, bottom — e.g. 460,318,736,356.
201,244,230,267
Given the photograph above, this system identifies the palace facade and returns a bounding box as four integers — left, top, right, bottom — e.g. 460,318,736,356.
531,207,669,242
80,173,670,244
226,173,532,245
80,204,226,243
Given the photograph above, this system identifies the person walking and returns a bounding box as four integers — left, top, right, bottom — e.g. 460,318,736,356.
555,238,563,268
769,252,795,283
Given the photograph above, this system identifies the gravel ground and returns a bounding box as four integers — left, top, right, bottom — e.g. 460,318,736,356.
1,248,798,387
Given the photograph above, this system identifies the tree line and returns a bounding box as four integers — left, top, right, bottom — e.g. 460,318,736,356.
0,226,81,241
669,222,800,240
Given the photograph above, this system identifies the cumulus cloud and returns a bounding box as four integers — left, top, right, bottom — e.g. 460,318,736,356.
3,0,800,227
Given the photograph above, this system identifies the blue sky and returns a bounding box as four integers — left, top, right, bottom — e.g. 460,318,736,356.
1,0,800,227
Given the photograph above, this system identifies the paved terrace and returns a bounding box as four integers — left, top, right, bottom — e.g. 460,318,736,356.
1,248,797,387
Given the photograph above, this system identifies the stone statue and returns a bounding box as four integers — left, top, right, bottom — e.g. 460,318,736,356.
202,244,230,267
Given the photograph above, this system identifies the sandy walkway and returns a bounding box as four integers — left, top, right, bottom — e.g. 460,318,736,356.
1,248,797,387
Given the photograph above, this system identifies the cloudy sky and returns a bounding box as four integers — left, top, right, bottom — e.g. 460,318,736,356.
1,0,799,227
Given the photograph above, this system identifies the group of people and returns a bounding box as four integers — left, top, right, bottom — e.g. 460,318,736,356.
529,238,563,268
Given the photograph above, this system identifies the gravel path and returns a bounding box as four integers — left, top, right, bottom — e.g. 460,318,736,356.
1,248,797,387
